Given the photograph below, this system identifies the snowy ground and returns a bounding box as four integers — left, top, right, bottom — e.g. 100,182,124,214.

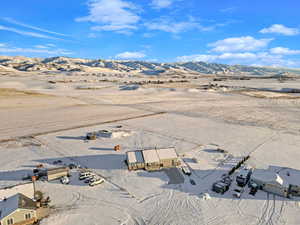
1,72,300,225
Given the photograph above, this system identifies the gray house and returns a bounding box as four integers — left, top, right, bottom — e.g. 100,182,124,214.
0,193,50,225
0,193,38,225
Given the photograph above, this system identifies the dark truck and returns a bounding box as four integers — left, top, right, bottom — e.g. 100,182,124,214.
212,176,232,194
236,168,252,187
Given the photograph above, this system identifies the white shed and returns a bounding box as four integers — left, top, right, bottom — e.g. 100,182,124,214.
126,151,145,171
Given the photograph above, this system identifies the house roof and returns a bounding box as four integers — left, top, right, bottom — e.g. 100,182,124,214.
47,167,69,175
251,169,289,187
142,149,160,163
156,148,178,160
127,151,144,164
0,193,36,220
270,166,300,186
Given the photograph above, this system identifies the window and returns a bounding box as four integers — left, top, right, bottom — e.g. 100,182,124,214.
25,213,31,220
7,218,13,225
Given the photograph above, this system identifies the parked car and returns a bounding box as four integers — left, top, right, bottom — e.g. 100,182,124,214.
190,179,196,185
60,176,70,185
84,175,98,183
222,175,232,185
79,172,92,180
182,165,191,176
233,188,243,198
89,178,105,186
249,182,258,196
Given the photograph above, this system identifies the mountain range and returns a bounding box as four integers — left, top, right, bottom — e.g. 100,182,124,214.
0,56,299,76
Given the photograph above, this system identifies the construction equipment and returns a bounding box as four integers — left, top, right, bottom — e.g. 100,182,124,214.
114,145,121,151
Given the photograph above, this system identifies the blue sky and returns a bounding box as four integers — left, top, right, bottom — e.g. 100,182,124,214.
0,0,300,67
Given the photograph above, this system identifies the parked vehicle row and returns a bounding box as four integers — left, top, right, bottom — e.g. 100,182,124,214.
78,171,105,187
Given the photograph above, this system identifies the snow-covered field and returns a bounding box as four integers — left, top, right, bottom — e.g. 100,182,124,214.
1,72,300,225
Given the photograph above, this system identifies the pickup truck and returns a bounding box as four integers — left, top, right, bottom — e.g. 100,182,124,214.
89,178,105,186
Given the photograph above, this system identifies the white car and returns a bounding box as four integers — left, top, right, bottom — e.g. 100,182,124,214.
79,172,94,180
60,176,70,185
84,175,98,183
89,178,105,186
182,165,191,176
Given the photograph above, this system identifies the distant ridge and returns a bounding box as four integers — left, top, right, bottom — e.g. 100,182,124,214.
0,56,299,76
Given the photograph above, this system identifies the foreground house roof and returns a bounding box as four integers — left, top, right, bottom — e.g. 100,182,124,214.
0,193,36,220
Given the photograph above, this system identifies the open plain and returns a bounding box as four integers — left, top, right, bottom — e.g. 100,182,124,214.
1,68,300,225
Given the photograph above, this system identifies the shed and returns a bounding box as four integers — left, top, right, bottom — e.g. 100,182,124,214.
156,148,180,168
126,148,181,171
142,149,160,171
126,151,145,171
46,167,69,181
274,167,300,197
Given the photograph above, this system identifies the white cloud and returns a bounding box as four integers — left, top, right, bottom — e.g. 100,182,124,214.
270,47,300,55
176,52,298,67
3,17,68,37
143,33,155,38
260,24,299,36
0,43,6,47
115,51,146,59
220,7,237,13
145,17,212,34
176,53,257,62
0,45,73,55
176,54,218,62
76,0,140,34
209,36,273,52
0,25,63,40
35,45,49,49
88,33,97,38
151,0,173,9
46,44,56,47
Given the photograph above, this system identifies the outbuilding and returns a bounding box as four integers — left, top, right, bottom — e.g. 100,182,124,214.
126,148,181,171
127,151,145,171
156,148,181,169
46,167,69,181
142,149,161,171
275,167,300,197
250,169,289,197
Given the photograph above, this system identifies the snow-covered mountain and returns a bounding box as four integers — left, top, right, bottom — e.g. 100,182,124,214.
0,56,299,76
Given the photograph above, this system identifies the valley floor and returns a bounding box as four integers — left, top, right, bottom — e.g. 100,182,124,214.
1,71,300,225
